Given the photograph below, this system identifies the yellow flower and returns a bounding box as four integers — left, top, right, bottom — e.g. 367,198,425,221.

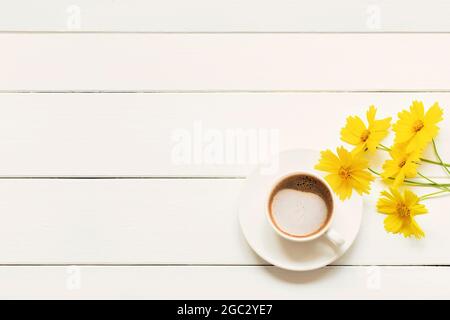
341,105,391,153
393,101,443,153
377,188,428,239
381,145,422,187
315,147,374,200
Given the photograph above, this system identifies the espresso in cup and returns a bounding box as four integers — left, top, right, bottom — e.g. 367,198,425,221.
268,174,333,238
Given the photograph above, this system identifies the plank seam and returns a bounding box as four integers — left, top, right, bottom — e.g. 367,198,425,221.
0,176,247,179
3,31,450,35
2,90,450,94
0,177,448,180
0,264,449,267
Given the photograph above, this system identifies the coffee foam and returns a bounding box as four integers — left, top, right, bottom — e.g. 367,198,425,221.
270,189,329,237
268,174,333,237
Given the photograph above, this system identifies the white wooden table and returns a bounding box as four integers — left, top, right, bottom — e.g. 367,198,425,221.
1,1,450,299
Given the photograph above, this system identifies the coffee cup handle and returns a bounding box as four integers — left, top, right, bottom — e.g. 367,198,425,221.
324,228,345,247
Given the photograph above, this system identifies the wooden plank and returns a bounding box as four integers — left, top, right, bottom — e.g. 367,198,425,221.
3,34,450,91
0,179,448,265
1,1,450,32
0,93,448,177
0,266,449,299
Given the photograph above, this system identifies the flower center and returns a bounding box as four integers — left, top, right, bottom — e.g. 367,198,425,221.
398,159,407,168
338,167,351,180
412,120,424,132
396,203,410,217
360,130,371,142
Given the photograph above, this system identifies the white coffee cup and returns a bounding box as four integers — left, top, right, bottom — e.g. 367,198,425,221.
266,170,345,246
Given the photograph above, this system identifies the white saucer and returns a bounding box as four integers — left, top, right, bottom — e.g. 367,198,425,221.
238,149,363,271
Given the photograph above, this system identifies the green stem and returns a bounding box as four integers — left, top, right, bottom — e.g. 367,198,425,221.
378,143,450,168
420,190,450,201
378,144,391,149
432,139,450,176
368,168,450,188
377,144,391,151
417,172,450,192
417,172,438,184
420,158,450,167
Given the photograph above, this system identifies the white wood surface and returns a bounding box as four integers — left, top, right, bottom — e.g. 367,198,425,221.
0,179,448,265
1,266,449,299
4,34,450,91
1,0,450,32
0,6,450,298
0,93,448,177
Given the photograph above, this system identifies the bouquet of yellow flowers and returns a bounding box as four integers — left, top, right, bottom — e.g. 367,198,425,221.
315,101,449,239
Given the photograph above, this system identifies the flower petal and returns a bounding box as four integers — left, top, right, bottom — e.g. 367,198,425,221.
384,215,404,233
